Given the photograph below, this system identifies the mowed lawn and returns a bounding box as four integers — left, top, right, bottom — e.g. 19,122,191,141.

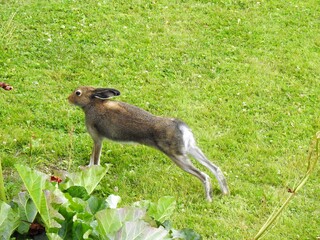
1,1,319,239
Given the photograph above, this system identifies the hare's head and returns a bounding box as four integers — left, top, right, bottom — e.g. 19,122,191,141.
68,86,121,108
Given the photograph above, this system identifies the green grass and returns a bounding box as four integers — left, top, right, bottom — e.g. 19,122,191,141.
1,0,320,239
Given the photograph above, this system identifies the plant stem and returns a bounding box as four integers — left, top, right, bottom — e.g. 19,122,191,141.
0,158,7,202
253,133,319,240
68,126,74,171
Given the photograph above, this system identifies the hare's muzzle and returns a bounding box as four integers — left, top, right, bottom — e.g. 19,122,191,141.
67,94,74,104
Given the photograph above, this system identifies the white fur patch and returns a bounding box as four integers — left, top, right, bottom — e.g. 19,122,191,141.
179,124,196,151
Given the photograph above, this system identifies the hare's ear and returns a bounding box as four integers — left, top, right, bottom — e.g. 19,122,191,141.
92,88,121,99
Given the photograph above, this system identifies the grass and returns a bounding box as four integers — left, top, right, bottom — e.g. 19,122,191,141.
254,133,319,239
1,0,320,239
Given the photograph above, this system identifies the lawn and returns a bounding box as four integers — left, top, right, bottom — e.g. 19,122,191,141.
1,0,320,239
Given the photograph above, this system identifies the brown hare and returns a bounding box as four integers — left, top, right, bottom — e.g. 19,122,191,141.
68,86,229,201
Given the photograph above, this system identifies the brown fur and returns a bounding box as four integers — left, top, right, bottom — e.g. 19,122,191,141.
68,86,229,201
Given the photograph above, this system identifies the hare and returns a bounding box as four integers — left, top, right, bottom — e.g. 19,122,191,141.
68,86,229,201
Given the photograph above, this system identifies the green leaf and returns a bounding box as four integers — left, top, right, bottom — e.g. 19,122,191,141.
56,193,93,239
43,189,65,229
95,208,122,236
117,207,146,223
66,186,90,200
161,220,173,231
15,164,62,230
57,206,75,240
114,220,169,240
64,196,86,213
73,219,92,240
12,192,38,234
105,194,121,209
62,165,110,195
95,206,151,238
47,233,64,240
0,201,20,239
132,199,151,210
25,196,38,222
87,196,107,215
147,196,176,223
172,229,202,240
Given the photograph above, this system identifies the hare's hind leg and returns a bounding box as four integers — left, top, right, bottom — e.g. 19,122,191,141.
178,124,229,195
188,146,229,195
169,154,213,202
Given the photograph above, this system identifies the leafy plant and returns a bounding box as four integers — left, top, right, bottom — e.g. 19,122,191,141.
0,164,201,239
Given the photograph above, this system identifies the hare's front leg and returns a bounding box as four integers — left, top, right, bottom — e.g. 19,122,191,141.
89,138,103,166
87,125,103,166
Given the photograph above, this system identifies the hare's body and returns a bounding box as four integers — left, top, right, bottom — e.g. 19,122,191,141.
69,86,229,201
86,101,181,146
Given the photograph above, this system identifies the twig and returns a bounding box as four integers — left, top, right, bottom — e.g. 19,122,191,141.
253,132,319,239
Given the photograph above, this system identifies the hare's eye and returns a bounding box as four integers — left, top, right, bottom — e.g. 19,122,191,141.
75,90,82,96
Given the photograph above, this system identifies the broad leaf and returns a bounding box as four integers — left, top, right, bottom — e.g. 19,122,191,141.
117,207,146,222
87,196,107,215
95,208,122,236
95,207,151,239
67,196,88,213
43,189,66,228
106,194,121,209
13,192,38,234
0,201,20,239
113,220,169,240
172,229,202,240
47,233,64,240
132,199,151,210
15,164,62,230
147,196,176,223
66,186,90,200
73,219,92,240
62,165,110,194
